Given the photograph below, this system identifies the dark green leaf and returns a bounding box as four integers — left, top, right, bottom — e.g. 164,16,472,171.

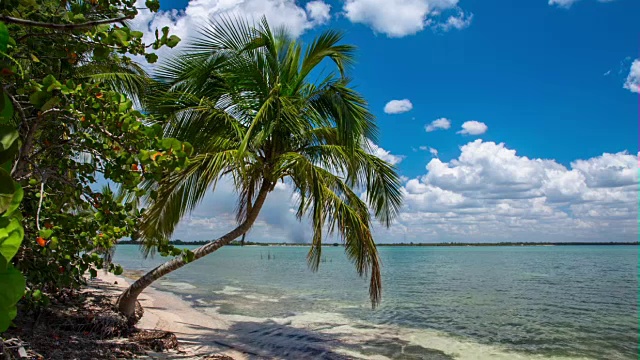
3,184,22,217
0,259,25,331
0,22,8,53
145,0,160,12
113,265,123,275
29,91,48,107
145,53,158,64
0,168,15,214
93,46,109,59
0,125,18,153
0,217,23,262
166,35,180,48
0,92,14,123
184,250,194,263
0,138,18,166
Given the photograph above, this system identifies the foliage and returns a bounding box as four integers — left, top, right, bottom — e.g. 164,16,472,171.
0,52,25,331
0,0,189,328
137,17,403,307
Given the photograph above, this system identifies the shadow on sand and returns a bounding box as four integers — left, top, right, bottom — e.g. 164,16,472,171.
170,318,454,360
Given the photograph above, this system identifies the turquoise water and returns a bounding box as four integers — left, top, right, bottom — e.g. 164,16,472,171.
114,245,638,359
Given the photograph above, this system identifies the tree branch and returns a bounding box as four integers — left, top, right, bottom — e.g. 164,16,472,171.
0,15,134,30
36,181,45,231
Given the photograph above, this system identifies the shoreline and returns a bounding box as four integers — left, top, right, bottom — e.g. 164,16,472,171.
94,273,595,360
116,242,640,247
93,272,247,359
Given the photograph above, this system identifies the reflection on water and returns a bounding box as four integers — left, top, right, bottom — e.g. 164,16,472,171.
115,245,638,359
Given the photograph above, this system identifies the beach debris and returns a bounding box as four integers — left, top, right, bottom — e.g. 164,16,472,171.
1,284,147,359
1,337,45,359
130,329,178,352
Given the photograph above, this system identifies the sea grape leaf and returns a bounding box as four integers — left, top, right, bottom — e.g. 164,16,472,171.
113,265,123,275
145,53,158,63
0,216,24,262
0,125,19,152
0,258,25,332
0,22,8,52
0,92,14,123
0,168,15,214
0,137,19,166
166,35,180,48
4,184,23,217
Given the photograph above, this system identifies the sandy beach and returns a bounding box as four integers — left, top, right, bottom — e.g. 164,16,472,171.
93,272,247,360
92,269,600,360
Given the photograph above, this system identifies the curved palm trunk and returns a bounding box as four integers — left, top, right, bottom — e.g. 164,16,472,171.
116,181,271,319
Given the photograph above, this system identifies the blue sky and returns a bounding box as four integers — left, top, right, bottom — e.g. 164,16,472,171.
132,0,638,242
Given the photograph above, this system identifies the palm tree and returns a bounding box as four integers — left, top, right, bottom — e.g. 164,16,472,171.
116,17,403,319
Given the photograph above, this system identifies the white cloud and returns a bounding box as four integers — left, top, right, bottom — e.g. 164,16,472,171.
623,59,640,93
548,0,579,7
343,0,471,37
384,99,413,114
418,146,438,157
129,0,331,71
457,120,487,135
436,11,473,31
172,178,310,243
366,139,404,165
425,118,451,132
571,152,637,188
392,140,638,242
549,0,617,7
306,0,332,25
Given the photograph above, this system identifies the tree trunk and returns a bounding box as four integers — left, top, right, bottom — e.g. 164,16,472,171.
116,180,272,320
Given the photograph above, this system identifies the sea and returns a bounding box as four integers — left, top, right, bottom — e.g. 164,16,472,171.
113,245,638,359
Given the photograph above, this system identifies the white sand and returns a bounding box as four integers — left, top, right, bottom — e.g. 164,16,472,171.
92,272,247,359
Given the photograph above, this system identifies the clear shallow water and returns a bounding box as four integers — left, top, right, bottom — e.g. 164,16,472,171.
114,245,638,359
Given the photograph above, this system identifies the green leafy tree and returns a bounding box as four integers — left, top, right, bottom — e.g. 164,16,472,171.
116,17,403,318
0,0,189,329
0,41,25,330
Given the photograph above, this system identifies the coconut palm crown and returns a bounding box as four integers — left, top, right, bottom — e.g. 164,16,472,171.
116,16,403,318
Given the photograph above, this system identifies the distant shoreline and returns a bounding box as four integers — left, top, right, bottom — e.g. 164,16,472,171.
117,240,639,247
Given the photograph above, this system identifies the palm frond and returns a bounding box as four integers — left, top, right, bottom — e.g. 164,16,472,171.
136,16,402,307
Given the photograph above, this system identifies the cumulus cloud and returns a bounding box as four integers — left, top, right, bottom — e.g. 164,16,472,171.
343,0,471,37
394,140,638,242
623,59,640,93
129,0,331,71
172,178,310,243
306,0,332,25
457,120,487,135
366,139,405,165
384,99,413,114
425,118,451,132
